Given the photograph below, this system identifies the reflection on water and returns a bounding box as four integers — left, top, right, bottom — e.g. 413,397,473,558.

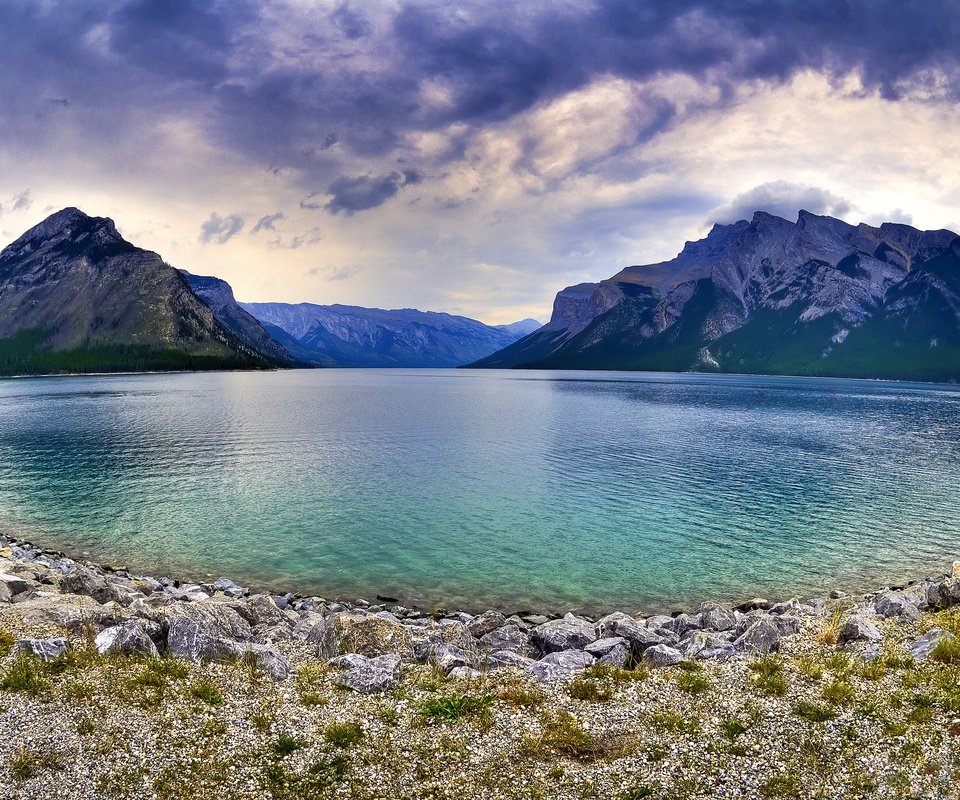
1,369,959,613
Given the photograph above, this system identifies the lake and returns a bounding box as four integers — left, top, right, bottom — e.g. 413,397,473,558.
0,368,958,614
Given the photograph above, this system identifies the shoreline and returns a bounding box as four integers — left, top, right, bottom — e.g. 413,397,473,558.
4,532,960,798
5,529,949,621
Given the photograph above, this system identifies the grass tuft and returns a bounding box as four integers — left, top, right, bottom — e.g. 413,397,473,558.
189,676,224,707
748,656,789,697
324,721,364,748
792,700,838,722
420,693,494,723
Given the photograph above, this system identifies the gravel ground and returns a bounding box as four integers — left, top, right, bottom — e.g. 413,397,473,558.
3,551,960,799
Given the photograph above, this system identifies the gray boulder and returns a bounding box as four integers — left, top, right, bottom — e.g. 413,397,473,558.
678,630,735,660
480,624,532,656
166,604,251,663
329,653,401,693
874,592,921,622
928,578,960,609
906,628,954,660
662,613,702,636
433,644,477,672
0,572,36,597
584,637,631,667
595,612,666,655
465,610,507,639
839,615,882,644
231,594,287,627
641,644,684,667
697,603,736,632
95,622,160,657
14,638,69,661
733,619,781,654
307,611,413,660
245,644,292,681
485,650,537,671
531,613,596,654
527,649,595,681
61,565,123,605
448,666,482,680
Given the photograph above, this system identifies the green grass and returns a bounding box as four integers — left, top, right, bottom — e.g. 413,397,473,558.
324,721,364,748
189,677,224,707
748,656,789,697
0,626,15,657
721,717,750,741
521,710,614,761
420,693,494,723
676,668,713,695
569,675,613,702
822,678,856,707
930,636,960,665
8,746,63,782
0,656,50,697
273,734,308,757
792,700,838,722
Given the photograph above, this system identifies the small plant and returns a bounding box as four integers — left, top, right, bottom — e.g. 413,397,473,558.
295,663,328,706
748,656,789,697
189,676,224,707
420,693,494,722
324,721,364,748
721,717,750,740
0,626,15,657
931,636,960,665
522,710,609,761
621,785,655,800
676,669,713,695
817,603,849,646
0,656,50,697
75,715,96,735
497,682,546,708
822,678,855,707
376,707,401,726
760,772,801,799
8,746,63,782
796,655,825,681
569,675,613,702
647,710,699,734
792,700,838,722
273,734,308,757
250,704,276,732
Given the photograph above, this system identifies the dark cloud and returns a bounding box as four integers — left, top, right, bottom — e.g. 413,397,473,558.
331,2,371,40
708,182,853,225
199,212,245,244
1,1,959,213
250,212,285,234
324,170,421,215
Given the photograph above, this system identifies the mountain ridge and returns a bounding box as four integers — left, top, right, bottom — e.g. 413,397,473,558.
241,301,540,368
471,210,960,382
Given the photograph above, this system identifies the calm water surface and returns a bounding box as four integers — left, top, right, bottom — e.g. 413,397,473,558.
0,369,958,613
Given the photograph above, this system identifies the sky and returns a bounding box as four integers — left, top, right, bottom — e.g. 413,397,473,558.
1,1,959,324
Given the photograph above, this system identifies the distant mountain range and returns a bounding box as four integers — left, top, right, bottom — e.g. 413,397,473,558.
240,302,540,368
473,210,960,382
0,207,539,375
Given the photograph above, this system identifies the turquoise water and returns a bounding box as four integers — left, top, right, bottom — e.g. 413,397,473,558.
0,369,958,614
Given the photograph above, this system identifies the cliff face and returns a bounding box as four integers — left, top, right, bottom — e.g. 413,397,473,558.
181,272,298,367
472,211,960,382
241,302,540,368
0,208,289,375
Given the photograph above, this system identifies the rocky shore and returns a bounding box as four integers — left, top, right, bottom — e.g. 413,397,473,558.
3,533,960,799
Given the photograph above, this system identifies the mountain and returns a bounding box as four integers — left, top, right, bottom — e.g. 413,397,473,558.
472,210,960,382
240,302,542,367
180,272,298,367
0,208,290,375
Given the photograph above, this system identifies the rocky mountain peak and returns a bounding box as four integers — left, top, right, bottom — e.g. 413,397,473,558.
0,206,128,265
